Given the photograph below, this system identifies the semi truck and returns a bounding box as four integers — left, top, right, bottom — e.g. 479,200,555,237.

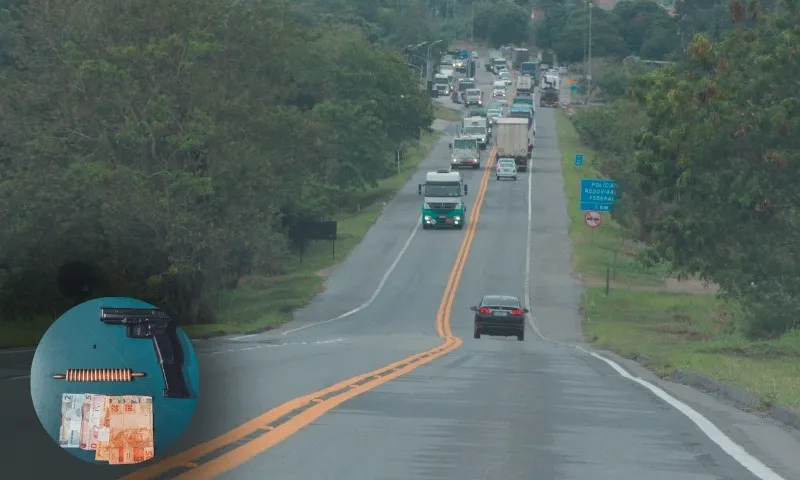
520,61,537,81
494,118,532,172
539,73,560,107
452,77,476,103
515,75,533,95
512,48,530,69
418,170,469,229
433,73,451,97
462,116,489,150
540,88,560,107
539,50,555,71
540,73,560,91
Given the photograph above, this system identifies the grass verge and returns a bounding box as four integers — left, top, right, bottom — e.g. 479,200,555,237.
555,111,669,286
434,103,462,122
556,109,800,412
181,130,440,339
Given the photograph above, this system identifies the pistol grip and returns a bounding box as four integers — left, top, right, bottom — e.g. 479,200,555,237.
160,362,191,398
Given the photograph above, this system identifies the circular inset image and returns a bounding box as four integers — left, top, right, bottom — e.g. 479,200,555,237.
30,297,200,465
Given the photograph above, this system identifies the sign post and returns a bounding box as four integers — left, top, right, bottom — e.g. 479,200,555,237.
580,179,617,212
574,153,583,167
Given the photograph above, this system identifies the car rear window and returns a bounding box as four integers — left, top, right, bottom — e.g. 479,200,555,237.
482,295,520,308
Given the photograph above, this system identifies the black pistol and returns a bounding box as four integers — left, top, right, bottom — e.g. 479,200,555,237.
99,307,191,399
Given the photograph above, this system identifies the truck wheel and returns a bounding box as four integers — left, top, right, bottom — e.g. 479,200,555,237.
473,164,479,170
422,224,430,230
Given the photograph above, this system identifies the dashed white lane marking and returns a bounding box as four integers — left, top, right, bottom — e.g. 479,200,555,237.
278,222,421,336
201,338,345,355
522,127,786,480
1,338,346,381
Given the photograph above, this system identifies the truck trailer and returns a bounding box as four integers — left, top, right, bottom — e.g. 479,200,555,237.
494,118,532,172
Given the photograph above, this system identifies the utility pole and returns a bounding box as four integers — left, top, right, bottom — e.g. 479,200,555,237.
587,1,593,105
583,1,588,77
470,2,475,43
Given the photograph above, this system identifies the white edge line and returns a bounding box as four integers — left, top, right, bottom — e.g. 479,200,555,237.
522,127,786,480
281,222,421,336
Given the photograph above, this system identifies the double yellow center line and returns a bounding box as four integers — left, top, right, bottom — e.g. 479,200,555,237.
123,131,498,480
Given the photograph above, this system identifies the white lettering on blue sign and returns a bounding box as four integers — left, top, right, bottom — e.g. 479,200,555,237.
580,179,617,206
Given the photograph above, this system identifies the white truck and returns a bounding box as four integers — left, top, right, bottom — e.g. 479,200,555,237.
494,118,532,172
462,116,489,150
418,170,469,229
540,73,560,91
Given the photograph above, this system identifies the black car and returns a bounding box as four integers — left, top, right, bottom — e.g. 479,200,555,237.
470,295,529,341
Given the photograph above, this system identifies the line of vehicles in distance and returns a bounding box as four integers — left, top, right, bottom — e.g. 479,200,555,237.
423,49,565,341
419,50,568,230
418,54,536,232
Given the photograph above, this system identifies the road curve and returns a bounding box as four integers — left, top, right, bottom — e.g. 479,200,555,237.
2,55,800,480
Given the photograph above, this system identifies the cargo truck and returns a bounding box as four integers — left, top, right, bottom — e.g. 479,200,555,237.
462,116,489,150
520,61,537,80
448,137,481,169
494,118,532,172
508,106,534,131
515,75,533,95
512,48,530,69
418,170,469,229
433,73,451,97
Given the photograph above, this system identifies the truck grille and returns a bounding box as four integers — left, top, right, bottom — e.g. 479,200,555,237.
428,202,458,211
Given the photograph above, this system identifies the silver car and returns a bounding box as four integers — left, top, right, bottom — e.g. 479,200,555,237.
496,158,518,180
492,88,506,99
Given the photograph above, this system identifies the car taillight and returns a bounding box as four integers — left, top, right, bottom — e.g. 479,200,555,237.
478,307,492,314
510,308,524,316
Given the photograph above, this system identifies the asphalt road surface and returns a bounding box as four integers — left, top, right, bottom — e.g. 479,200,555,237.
2,57,800,480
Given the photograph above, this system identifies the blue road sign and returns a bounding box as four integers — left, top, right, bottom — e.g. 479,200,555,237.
580,179,617,212
574,154,584,166
570,84,580,92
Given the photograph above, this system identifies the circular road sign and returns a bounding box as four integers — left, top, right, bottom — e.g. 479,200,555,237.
584,210,602,229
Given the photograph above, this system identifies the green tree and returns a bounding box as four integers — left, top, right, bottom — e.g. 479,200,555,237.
535,1,628,63
633,0,800,337
613,0,680,60
474,1,533,46
0,0,433,323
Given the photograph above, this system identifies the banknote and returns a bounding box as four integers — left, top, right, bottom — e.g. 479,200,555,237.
95,395,116,462
59,393,86,448
80,394,107,450
105,395,155,465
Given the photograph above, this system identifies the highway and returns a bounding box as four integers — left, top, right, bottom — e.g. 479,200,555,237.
2,56,800,480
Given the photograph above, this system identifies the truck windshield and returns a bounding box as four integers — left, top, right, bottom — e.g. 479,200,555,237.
453,139,477,149
459,81,475,89
510,110,531,118
465,126,486,135
435,78,448,85
425,182,461,197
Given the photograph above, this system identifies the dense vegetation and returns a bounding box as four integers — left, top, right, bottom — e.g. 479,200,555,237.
534,0,737,62
570,0,800,338
0,0,455,324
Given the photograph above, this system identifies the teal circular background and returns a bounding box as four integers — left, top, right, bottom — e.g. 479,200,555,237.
30,297,200,464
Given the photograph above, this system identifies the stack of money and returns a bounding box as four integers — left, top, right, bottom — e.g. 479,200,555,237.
59,393,155,465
